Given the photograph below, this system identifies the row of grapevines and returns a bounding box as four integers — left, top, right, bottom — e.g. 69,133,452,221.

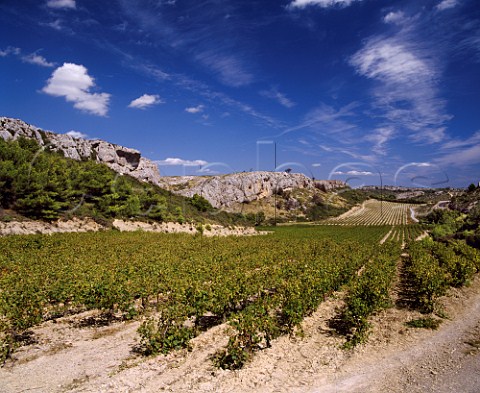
406,238,480,312
324,200,417,226
403,225,425,242
0,228,382,364
336,241,400,347
212,241,373,369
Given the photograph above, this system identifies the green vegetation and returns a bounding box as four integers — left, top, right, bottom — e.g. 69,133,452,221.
422,202,480,248
337,242,400,347
0,226,392,365
405,317,442,330
0,203,479,367
323,199,418,226
406,238,480,313
0,137,250,226
189,194,212,212
1,140,480,370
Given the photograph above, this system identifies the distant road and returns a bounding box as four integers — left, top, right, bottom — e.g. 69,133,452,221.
432,200,450,210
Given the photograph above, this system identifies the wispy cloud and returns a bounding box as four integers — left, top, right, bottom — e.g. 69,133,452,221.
94,39,284,130
45,19,64,31
437,144,480,167
185,105,205,114
436,131,480,167
66,130,88,139
441,131,480,150
42,63,111,116
128,94,164,109
156,157,208,166
461,31,480,63
333,170,375,176
196,167,219,174
287,0,364,10
366,126,395,156
117,1,254,88
383,11,407,25
22,53,56,67
282,102,358,136
350,33,450,143
0,46,20,57
46,0,76,10
133,63,170,82
436,0,458,11
195,51,253,87
260,87,295,108
1,47,55,68
85,3,285,130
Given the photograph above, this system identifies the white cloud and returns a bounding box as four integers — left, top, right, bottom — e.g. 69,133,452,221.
66,130,88,139
366,126,395,155
288,0,363,9
185,105,205,114
0,48,55,68
42,63,111,117
156,157,208,166
312,163,322,167
351,39,433,84
436,0,458,11
47,19,63,30
260,88,295,108
22,53,55,67
197,167,219,174
128,94,164,109
350,36,450,143
384,11,405,24
333,170,375,176
134,63,170,81
46,0,76,9
0,46,21,57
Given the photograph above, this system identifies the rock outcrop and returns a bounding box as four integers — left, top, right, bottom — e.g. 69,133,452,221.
0,117,347,211
0,218,266,237
158,172,346,209
0,117,160,185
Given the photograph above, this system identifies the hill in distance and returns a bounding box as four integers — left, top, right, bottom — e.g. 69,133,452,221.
0,117,358,225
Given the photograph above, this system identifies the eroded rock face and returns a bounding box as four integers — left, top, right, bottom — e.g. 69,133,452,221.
0,117,161,184
158,172,346,209
0,117,347,210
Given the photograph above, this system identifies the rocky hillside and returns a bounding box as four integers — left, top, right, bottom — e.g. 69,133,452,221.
158,173,346,210
0,117,160,185
0,117,350,219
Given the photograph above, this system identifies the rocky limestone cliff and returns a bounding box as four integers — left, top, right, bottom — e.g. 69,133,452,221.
0,117,347,212
158,172,346,209
0,117,160,184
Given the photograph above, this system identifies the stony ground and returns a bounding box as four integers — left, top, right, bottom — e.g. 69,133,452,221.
0,218,263,237
1,274,479,393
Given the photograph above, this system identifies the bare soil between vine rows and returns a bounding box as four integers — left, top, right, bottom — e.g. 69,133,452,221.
1,275,480,393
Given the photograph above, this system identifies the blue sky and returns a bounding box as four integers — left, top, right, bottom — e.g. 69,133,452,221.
1,0,479,187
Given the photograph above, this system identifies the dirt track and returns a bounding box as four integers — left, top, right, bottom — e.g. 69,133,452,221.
1,274,480,393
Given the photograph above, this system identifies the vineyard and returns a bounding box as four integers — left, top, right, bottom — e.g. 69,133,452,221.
380,225,426,245
0,226,391,366
1,222,479,373
323,199,421,226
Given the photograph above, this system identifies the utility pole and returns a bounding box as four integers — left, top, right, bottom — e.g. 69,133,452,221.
380,171,383,220
274,142,277,226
